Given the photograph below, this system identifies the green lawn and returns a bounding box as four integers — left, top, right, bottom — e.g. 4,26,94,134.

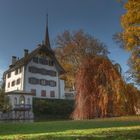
0,116,140,140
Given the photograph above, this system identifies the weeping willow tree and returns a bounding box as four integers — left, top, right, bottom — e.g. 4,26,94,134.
72,56,127,120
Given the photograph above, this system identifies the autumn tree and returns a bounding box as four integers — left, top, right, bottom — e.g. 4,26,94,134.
55,30,109,88
72,56,127,120
121,0,140,50
124,83,140,115
114,0,140,84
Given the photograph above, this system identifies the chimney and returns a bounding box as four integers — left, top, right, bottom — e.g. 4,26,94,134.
24,49,28,57
12,56,17,64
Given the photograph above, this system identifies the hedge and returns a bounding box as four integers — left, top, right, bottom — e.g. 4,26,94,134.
33,98,74,120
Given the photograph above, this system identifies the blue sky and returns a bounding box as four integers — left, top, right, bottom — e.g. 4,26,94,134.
0,0,130,79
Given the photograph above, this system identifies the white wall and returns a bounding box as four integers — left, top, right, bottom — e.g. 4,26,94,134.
24,55,61,99
60,79,65,99
5,54,65,100
5,66,24,92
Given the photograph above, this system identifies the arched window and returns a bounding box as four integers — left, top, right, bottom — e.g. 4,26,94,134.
19,95,25,105
14,97,17,105
27,98,30,104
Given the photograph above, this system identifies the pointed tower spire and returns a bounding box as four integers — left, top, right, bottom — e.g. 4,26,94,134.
45,14,51,48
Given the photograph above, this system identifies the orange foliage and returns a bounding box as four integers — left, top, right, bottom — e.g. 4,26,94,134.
125,84,140,115
72,56,127,120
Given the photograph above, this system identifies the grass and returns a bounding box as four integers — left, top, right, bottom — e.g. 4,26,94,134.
0,116,140,140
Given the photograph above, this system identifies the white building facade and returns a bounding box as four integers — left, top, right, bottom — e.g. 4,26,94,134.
3,23,65,120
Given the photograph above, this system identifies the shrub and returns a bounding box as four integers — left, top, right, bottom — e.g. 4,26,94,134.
33,98,74,120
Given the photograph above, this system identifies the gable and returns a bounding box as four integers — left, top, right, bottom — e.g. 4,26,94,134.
3,44,65,78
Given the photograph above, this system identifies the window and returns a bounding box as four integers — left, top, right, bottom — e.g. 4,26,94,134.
27,98,30,104
49,71,57,76
50,91,55,97
28,78,56,87
31,89,36,96
29,77,39,84
11,80,15,87
16,78,21,85
39,57,49,65
19,95,25,105
49,81,56,87
28,66,38,73
44,59,48,65
14,97,17,105
7,72,11,78
8,82,10,88
28,66,56,77
40,79,47,86
40,69,47,75
41,90,46,97
39,58,44,64
48,60,54,66
33,57,38,63
15,69,18,75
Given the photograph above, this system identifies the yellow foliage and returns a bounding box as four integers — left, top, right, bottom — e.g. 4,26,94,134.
119,1,140,84
55,30,108,88
121,0,140,50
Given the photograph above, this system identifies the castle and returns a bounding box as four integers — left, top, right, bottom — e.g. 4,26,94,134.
3,21,65,120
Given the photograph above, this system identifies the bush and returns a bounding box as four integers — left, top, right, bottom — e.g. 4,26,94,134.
33,98,74,120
